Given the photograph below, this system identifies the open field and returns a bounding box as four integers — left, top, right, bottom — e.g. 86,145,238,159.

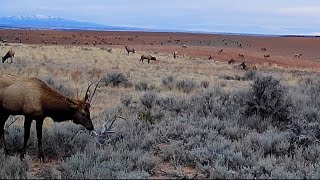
0,31,320,179
1,29,320,69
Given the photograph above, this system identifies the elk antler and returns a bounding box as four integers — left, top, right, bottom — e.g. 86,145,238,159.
88,78,103,104
84,79,100,102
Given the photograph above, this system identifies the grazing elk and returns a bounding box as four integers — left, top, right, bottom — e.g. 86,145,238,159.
0,74,101,162
261,47,267,51
218,49,223,54
252,65,257,71
228,58,235,64
173,51,178,59
125,46,135,55
140,54,157,64
239,62,247,70
182,45,187,48
294,53,302,58
238,54,245,59
264,54,271,58
2,50,15,63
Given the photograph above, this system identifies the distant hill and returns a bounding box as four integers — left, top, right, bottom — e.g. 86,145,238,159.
0,15,147,31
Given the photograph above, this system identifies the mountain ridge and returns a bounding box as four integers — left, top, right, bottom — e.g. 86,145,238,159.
0,15,147,31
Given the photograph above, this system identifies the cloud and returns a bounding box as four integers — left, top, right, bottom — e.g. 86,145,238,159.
277,6,320,16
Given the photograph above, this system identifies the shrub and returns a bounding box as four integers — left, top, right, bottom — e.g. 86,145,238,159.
219,75,245,81
162,76,175,90
242,75,293,127
137,110,163,125
175,79,196,94
135,81,155,91
200,81,209,88
121,95,132,107
140,91,157,109
103,72,129,87
244,70,258,81
155,95,189,114
0,154,30,179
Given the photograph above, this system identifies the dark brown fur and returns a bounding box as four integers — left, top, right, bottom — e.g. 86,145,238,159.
239,62,247,70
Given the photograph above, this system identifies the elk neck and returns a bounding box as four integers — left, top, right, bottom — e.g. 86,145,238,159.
43,95,81,122
36,79,80,122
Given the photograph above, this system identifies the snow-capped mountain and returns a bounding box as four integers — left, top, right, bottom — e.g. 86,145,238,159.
13,15,62,20
0,15,145,31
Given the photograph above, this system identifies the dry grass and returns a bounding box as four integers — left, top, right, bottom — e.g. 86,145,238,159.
0,43,251,113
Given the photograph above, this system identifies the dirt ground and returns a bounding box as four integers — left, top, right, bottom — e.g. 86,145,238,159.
1,29,320,70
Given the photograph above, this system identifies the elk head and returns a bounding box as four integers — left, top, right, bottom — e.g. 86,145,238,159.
72,79,102,131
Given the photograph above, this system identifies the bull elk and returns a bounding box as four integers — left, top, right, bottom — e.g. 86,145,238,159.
0,74,101,162
2,50,15,63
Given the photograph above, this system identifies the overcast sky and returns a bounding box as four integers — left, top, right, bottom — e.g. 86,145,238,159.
1,0,320,35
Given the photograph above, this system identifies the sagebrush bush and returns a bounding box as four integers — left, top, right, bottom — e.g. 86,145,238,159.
200,80,209,88
162,75,175,90
242,75,293,127
175,79,196,94
155,94,189,114
103,72,129,87
244,69,258,81
120,95,132,107
0,154,30,179
140,91,157,109
135,81,155,91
